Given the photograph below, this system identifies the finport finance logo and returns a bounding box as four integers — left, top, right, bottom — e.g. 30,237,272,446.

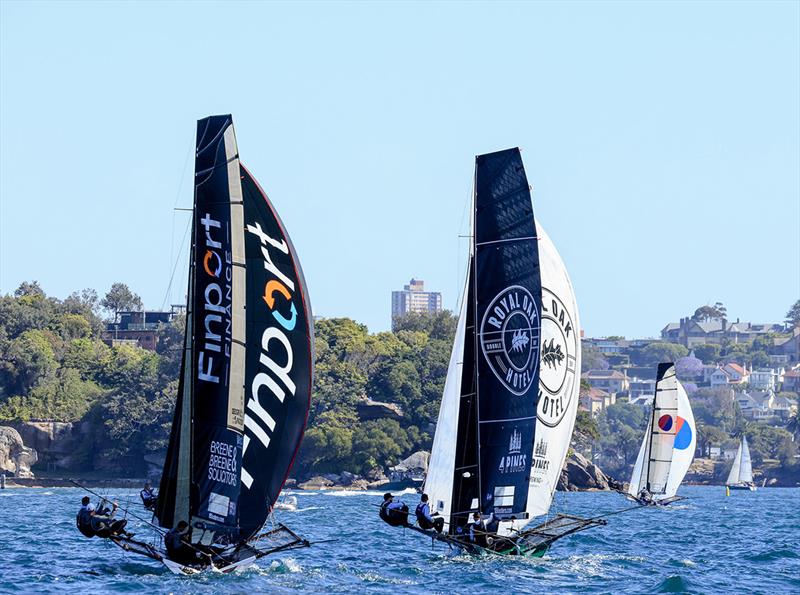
537,288,577,427
479,285,539,396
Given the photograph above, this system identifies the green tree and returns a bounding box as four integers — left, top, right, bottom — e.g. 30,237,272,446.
786,299,800,327
693,343,720,364
2,329,59,394
351,419,411,473
691,302,727,322
101,282,143,322
581,342,609,372
641,342,688,366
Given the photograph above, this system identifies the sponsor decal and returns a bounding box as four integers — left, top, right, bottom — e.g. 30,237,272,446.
531,438,550,472
537,288,578,427
480,285,540,396
498,429,527,474
197,214,233,385
240,220,300,489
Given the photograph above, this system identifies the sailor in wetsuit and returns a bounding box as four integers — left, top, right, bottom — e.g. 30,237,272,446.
164,521,197,565
140,481,157,510
415,494,444,533
76,496,131,538
379,493,410,527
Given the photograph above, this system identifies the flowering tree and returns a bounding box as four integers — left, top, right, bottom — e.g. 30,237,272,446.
676,355,703,379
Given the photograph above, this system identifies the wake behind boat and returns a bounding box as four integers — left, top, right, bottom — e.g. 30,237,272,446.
75,115,315,574
624,363,696,506
379,148,605,557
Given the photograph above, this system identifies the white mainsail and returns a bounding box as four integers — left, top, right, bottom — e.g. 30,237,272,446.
523,223,581,522
423,261,470,519
726,436,754,486
628,364,695,500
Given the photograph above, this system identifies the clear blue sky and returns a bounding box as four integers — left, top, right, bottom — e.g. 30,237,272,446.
1,1,798,338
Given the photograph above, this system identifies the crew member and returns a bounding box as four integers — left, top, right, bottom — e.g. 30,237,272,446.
76,496,131,538
379,493,410,527
467,512,484,546
164,521,196,565
140,481,157,510
415,494,444,533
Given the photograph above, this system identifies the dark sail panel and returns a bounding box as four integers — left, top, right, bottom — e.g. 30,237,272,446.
190,115,246,529
473,148,542,519
237,164,314,539
449,260,479,534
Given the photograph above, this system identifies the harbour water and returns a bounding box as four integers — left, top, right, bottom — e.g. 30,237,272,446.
1,486,797,593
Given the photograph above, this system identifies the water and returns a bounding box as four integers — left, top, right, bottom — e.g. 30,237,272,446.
1,486,797,593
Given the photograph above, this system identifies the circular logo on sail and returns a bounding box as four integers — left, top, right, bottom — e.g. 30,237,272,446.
537,288,578,428
479,285,539,396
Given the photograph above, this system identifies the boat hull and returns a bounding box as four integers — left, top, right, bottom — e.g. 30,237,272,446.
727,484,757,491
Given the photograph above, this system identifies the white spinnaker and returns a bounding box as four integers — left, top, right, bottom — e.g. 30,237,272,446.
628,417,651,497
645,367,679,495
423,265,469,520
517,223,581,527
663,379,696,499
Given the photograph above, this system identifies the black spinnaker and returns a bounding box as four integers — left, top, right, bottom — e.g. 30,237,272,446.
155,114,313,565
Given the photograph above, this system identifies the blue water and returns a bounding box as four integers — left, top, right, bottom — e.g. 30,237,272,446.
0,486,797,593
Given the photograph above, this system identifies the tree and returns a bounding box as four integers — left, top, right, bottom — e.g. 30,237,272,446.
581,343,609,372
675,354,703,379
786,299,800,328
786,410,800,442
391,310,457,342
697,424,728,457
693,344,720,364
14,281,45,299
101,283,143,322
691,302,727,322
641,342,688,366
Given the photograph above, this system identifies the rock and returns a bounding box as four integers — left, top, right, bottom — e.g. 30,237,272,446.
322,472,341,483
357,397,403,421
339,471,360,485
557,452,614,491
11,421,75,470
390,451,429,474
366,467,388,482
284,478,297,488
297,476,335,490
0,426,38,478
348,479,370,490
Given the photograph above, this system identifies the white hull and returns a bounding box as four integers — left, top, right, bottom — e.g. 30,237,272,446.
162,555,258,575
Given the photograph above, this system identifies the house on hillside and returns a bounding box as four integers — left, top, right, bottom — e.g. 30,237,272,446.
782,367,800,392
709,363,750,387
629,378,656,400
737,389,797,421
773,328,800,364
661,317,786,347
579,388,615,417
582,369,629,393
749,368,784,391
102,308,180,351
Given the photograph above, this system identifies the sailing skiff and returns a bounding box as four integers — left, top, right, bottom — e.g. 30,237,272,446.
82,115,315,574
380,148,604,556
625,363,696,506
726,435,757,491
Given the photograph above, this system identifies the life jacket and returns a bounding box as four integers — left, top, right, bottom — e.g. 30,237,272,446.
379,500,408,527
76,508,95,538
415,503,433,529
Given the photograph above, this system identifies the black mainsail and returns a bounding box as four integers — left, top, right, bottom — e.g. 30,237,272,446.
472,148,542,521
415,147,605,556
156,115,313,552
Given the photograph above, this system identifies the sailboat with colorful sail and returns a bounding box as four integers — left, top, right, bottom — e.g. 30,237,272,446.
726,435,756,491
625,362,696,506
380,148,604,556
81,115,315,574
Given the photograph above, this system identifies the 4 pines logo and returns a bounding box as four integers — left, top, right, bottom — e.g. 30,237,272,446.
480,285,540,396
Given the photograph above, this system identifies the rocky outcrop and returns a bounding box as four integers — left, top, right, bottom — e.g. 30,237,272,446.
11,421,84,470
297,475,335,490
557,452,619,491
356,397,403,422
0,426,38,478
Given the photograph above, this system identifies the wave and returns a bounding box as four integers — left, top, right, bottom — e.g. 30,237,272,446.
653,574,692,592
750,548,800,562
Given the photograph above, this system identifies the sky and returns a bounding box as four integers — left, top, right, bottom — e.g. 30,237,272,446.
1,1,798,339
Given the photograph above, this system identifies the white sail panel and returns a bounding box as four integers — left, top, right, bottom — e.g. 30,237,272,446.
423,267,469,520
662,379,695,498
627,417,651,497
726,440,743,485
645,365,679,495
522,223,582,522
739,435,754,484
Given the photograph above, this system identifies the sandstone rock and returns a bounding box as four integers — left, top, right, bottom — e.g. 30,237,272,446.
0,426,38,478
357,397,403,422
557,452,615,491
297,475,335,490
